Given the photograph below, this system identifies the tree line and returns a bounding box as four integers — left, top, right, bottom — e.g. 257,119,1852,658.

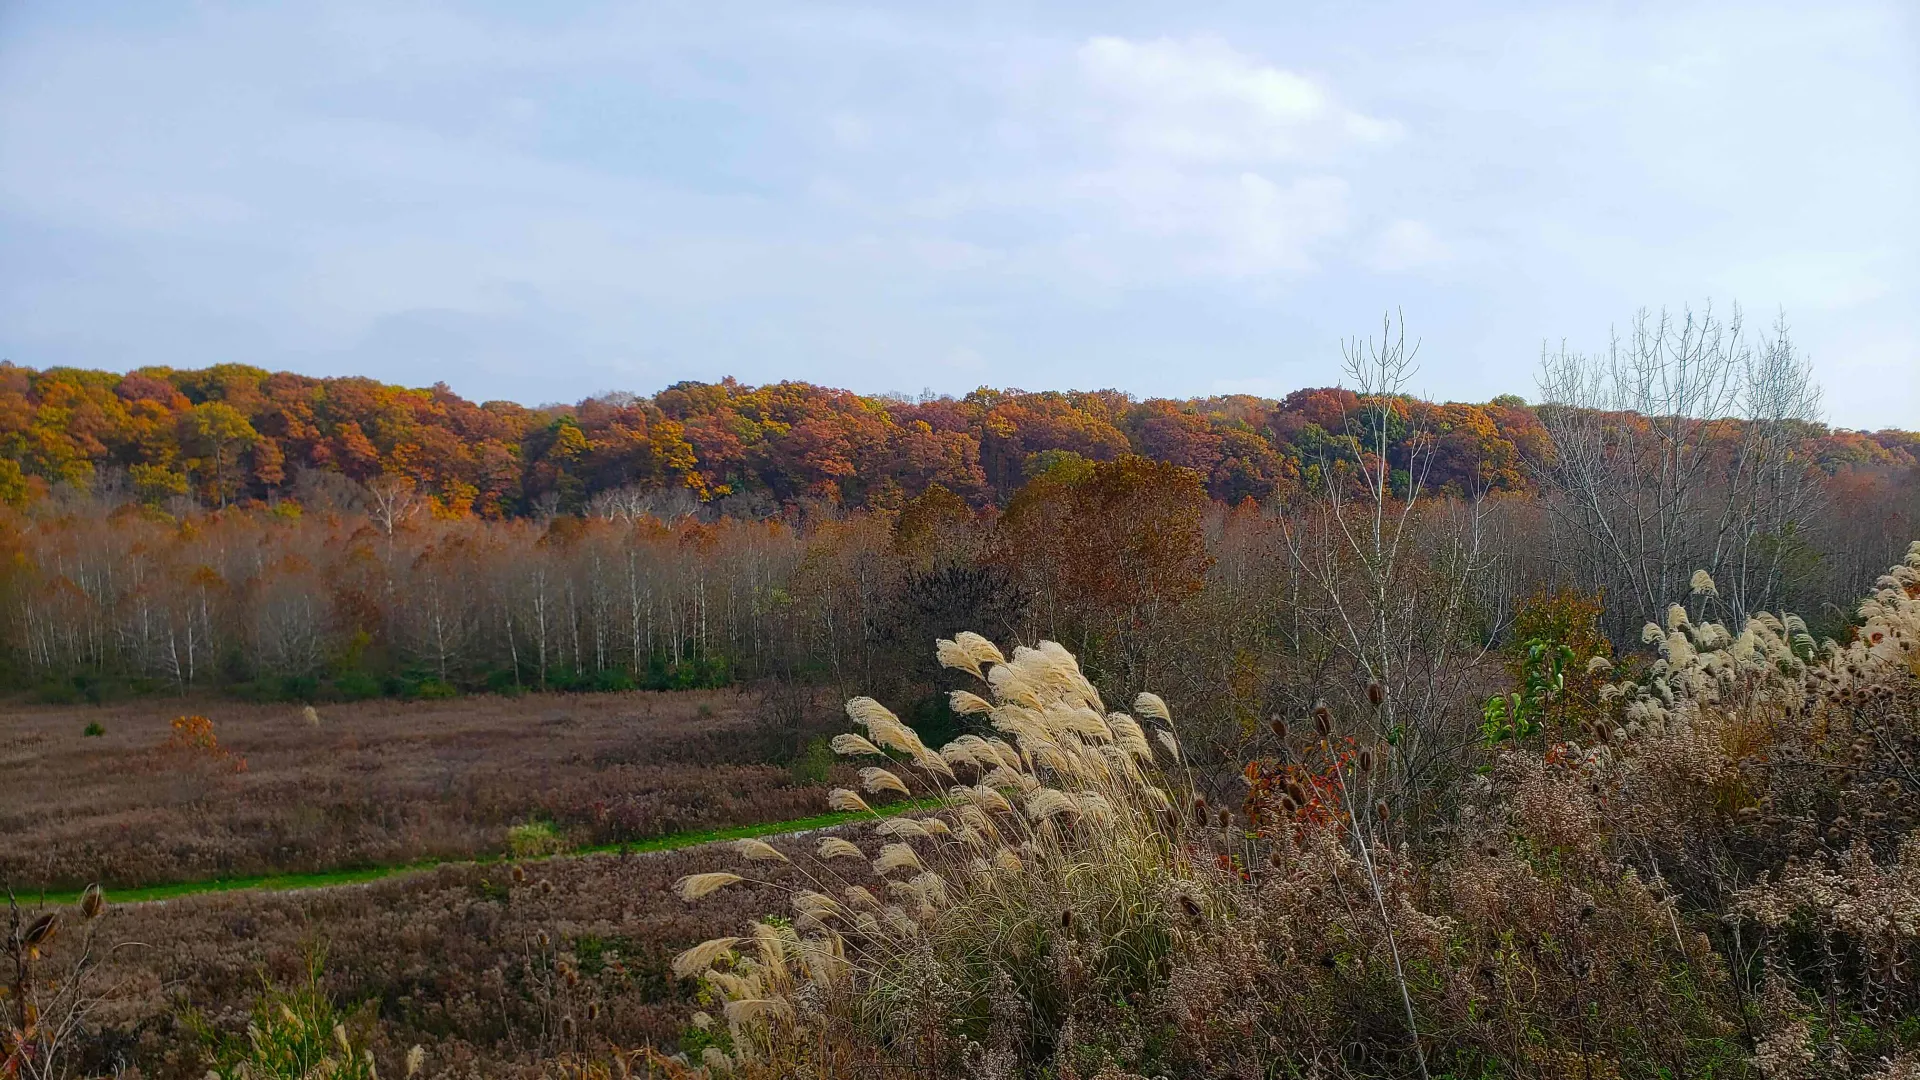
3,316,1913,520
5,310,1914,799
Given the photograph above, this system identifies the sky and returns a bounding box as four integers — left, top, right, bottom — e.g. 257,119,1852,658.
1,2,1915,428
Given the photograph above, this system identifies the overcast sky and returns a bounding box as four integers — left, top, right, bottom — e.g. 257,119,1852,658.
1,2,1915,427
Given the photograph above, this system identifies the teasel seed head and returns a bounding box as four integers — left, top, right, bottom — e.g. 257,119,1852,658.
538,879,554,896
1191,796,1207,820
1279,794,1298,815
587,1001,601,1022
80,883,105,920
511,864,527,884
1367,680,1385,707
1375,799,1390,823
1217,808,1231,829
20,912,58,948
1176,893,1201,919
1060,909,1073,930
1269,715,1287,740
1312,701,1332,736
1358,748,1374,775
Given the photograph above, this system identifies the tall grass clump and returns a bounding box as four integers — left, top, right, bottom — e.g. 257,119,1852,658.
665,633,1222,1075
662,634,1474,1077
659,542,1920,1078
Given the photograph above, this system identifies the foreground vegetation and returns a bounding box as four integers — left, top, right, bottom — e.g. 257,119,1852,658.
661,545,1920,1078
11,539,1906,1078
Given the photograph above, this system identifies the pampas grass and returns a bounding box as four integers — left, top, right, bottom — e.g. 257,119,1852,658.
817,837,864,860
673,872,745,901
669,632,1219,1075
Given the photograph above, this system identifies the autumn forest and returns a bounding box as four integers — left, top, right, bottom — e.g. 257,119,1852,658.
2,315,1915,718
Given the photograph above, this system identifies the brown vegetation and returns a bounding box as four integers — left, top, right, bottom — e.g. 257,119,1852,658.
0,690,837,892
36,842,820,1079
661,543,1920,1077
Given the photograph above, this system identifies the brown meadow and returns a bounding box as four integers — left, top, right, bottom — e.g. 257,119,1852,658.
60,842,814,1079
0,690,836,893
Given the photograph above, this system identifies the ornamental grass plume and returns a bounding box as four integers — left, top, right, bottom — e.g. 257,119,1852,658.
657,542,1920,1077
669,633,1220,1075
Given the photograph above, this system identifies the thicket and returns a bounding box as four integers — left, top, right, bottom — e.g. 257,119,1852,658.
660,540,1920,1079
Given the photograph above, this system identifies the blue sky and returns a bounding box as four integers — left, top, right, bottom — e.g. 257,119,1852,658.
1,2,1915,428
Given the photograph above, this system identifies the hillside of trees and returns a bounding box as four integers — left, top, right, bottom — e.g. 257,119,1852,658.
3,311,1916,714
3,357,1914,517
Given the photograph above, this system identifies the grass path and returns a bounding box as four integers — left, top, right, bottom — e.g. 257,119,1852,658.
32,797,941,908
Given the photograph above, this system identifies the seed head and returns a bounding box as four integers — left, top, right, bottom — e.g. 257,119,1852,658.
1269,716,1287,740
1217,808,1231,829
1060,909,1073,930
1366,680,1385,707
1358,748,1374,775
79,883,105,920
511,864,527,884
1312,701,1332,736
1176,893,1201,919
20,912,58,948
1191,796,1207,820
1375,800,1390,823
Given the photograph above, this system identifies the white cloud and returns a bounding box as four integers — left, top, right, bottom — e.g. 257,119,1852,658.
1075,36,1399,164
1053,36,1395,279
1365,219,1449,272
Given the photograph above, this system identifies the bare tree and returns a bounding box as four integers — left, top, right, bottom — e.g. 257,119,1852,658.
1534,302,1824,635
1282,312,1494,812
366,474,423,539
588,483,698,523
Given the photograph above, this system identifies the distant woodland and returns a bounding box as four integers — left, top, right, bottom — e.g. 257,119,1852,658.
2,309,1916,718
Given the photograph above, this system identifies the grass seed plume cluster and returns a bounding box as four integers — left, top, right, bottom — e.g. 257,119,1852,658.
667,543,1920,1078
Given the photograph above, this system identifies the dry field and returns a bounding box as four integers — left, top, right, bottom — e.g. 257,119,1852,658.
65,839,813,1079
0,690,837,893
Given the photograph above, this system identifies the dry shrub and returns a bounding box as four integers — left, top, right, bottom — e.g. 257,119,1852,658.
664,634,1739,1078
4,884,128,1080
162,714,247,773
1540,541,1920,1071
660,541,1920,1078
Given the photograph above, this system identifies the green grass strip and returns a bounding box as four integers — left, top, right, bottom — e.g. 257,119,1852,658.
29,796,944,908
